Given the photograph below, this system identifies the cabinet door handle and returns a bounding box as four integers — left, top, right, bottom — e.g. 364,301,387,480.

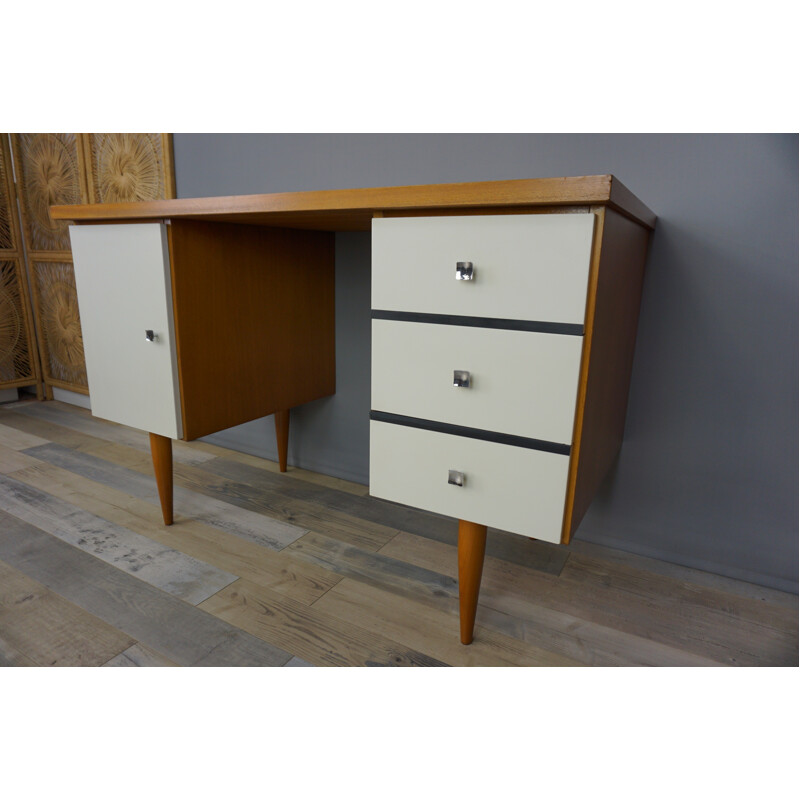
453,370,471,388
145,329,158,342
455,261,474,281
448,470,466,487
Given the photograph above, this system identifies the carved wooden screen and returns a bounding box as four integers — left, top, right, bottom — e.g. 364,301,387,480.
0,135,41,396
9,133,175,399
81,133,175,203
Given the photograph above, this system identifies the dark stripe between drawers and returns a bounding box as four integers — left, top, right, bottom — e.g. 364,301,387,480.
371,310,584,336
369,411,571,456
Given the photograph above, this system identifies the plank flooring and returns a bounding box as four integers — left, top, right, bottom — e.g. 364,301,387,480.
0,399,797,667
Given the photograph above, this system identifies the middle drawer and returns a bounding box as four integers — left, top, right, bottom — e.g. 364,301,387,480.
371,319,584,445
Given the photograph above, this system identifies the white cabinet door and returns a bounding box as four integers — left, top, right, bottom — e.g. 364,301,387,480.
372,213,595,325
70,223,183,439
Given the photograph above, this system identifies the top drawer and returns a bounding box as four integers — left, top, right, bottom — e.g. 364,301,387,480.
372,213,595,325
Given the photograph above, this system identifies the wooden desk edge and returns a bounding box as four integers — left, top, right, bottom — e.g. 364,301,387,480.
50,175,656,230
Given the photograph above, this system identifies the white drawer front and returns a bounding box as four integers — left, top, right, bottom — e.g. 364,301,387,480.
371,319,582,444
369,421,569,543
372,213,595,324
70,223,182,439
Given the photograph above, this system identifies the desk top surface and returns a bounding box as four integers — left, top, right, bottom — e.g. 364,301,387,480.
50,174,656,231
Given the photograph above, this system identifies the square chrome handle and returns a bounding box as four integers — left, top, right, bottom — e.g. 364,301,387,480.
453,370,471,388
145,329,158,342
448,470,466,487
456,261,474,281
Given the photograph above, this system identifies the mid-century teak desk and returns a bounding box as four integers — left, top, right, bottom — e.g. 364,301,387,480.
52,176,655,645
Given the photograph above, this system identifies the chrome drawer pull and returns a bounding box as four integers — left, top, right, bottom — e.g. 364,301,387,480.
455,261,474,281
448,470,466,487
453,370,471,388
144,329,158,343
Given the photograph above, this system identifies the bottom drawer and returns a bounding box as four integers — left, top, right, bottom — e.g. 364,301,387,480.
369,421,570,543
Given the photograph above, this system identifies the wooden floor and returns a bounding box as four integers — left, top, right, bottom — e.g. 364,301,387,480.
0,399,796,667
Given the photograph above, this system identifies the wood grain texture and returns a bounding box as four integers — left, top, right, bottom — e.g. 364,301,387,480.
0,442,42,474
10,461,338,606
1,401,794,668
168,219,335,440
199,578,448,666
381,532,798,666
102,643,178,667
287,530,459,603
0,634,38,666
188,438,370,496
0,510,295,667
0,472,238,605
0,422,49,450
11,400,215,465
0,558,135,666
563,207,651,542
313,578,580,667
50,175,656,230
23,442,309,552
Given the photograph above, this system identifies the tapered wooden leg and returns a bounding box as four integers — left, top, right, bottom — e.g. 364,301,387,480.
275,409,290,472
458,519,488,645
149,433,173,525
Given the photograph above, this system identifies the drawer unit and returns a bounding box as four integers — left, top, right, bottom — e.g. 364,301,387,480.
370,211,591,544
372,213,595,324
371,319,583,444
370,421,570,543
369,202,652,644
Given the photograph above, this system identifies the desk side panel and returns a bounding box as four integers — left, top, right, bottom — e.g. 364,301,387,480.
169,220,335,440
563,208,651,542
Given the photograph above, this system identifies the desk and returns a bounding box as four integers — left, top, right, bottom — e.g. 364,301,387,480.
52,176,655,644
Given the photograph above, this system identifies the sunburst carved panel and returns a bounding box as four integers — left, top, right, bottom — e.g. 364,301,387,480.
84,133,174,203
12,133,84,253
0,260,37,384
0,145,15,251
30,260,87,387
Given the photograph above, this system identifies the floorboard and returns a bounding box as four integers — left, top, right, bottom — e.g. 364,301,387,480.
0,510,294,667
1,400,796,668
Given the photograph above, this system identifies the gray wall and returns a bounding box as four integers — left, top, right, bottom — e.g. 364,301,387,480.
173,134,798,593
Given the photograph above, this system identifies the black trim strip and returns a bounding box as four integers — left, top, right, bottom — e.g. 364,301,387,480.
371,310,583,336
370,411,571,456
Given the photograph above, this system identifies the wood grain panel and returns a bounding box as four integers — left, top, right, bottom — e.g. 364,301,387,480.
168,219,335,440
0,558,134,666
50,175,657,230
0,634,38,666
287,530,459,603
0,422,49,450
381,532,798,666
199,578,448,666
0,472,238,604
0,401,795,668
103,643,180,667
563,207,651,542
12,399,214,465
0,509,295,667
314,578,580,667
22,442,309,552
11,461,338,606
